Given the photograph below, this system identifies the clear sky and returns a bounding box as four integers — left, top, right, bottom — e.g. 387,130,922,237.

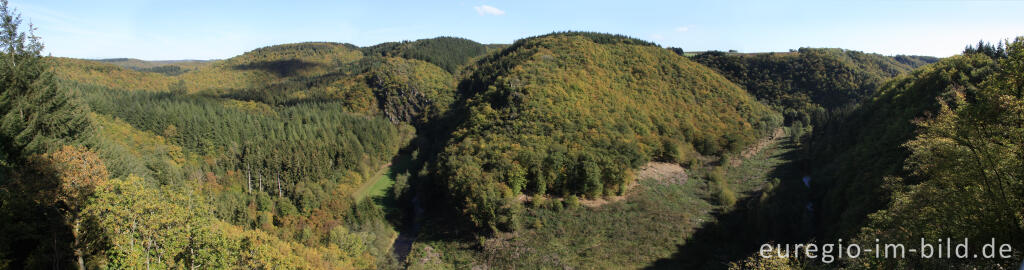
10,0,1024,60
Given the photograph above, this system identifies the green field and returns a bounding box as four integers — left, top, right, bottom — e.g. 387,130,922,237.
355,164,396,202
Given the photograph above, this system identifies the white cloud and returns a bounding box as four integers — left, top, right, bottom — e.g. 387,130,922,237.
675,26,689,32
474,5,505,16
650,34,664,40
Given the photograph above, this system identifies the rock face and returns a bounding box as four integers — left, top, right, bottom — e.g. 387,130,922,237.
374,79,433,123
369,57,456,124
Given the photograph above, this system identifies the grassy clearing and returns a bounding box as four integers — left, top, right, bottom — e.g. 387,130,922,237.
409,134,799,269
354,165,396,202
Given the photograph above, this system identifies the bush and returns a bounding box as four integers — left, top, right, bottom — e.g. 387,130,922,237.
530,194,546,208
393,172,410,201
564,195,581,210
547,198,564,212
715,185,738,208
708,167,736,207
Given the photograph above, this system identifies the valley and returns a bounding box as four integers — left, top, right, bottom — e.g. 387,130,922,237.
0,1,1022,268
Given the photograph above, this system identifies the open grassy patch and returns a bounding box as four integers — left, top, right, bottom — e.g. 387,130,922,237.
355,165,396,202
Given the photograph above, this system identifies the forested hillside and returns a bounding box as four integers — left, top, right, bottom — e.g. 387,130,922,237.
792,40,1023,268
854,40,1023,268
1,0,1021,267
433,33,781,232
0,2,473,267
97,58,211,75
361,37,496,74
806,53,994,238
692,49,938,124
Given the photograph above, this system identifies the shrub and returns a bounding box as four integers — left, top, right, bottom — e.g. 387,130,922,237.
708,167,736,207
530,194,546,208
564,195,581,210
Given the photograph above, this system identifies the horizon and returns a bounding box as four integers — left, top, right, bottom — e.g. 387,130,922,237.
78,41,942,62
12,0,1024,60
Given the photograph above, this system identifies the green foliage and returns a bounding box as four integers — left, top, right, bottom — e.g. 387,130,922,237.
84,176,234,268
708,167,737,207
0,2,92,162
137,65,188,76
362,37,489,73
563,195,580,210
393,172,411,201
0,4,98,267
437,33,778,232
224,42,362,77
82,86,412,188
52,42,366,101
52,38,469,128
15,13,1024,268
96,58,210,72
892,55,941,68
522,31,659,47
850,38,1024,269
71,83,411,266
808,53,996,238
413,176,722,269
693,48,928,124
964,39,1009,59
87,113,184,184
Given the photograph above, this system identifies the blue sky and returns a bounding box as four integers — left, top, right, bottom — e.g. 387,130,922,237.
11,0,1024,60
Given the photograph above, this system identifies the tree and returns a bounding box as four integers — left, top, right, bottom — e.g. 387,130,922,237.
29,145,108,270
855,38,1024,268
169,79,187,95
0,0,91,165
84,176,235,269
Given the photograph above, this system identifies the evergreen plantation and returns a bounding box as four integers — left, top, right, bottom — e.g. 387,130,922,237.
0,1,1022,268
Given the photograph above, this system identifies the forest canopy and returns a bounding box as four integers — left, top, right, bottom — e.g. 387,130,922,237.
1,0,1021,266
434,33,781,232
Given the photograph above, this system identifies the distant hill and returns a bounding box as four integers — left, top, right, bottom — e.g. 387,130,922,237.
53,41,468,122
96,58,213,75
361,37,492,74
434,32,781,231
692,48,938,124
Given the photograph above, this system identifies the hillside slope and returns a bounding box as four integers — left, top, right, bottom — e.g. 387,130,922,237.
435,33,781,231
692,48,937,123
361,37,492,74
53,40,469,124
807,53,995,238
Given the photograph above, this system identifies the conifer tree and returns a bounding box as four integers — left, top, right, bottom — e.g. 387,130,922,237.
0,0,91,166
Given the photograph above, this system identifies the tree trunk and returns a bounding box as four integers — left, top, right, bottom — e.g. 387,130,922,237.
276,172,282,198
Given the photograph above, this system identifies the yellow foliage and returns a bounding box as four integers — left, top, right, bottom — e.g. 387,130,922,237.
51,42,365,93
93,113,185,166
30,145,109,211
